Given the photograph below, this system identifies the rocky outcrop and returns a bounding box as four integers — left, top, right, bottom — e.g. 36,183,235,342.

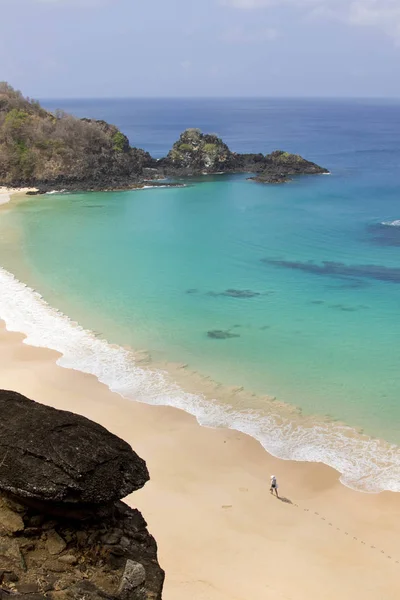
159,128,235,175
0,391,164,600
0,391,149,508
158,130,328,182
248,150,329,184
0,83,328,191
0,83,155,191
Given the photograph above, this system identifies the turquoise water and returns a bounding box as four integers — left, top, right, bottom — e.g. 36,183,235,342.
0,99,399,492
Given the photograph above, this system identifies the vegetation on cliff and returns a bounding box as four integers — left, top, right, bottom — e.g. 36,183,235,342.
165,128,234,173
0,83,152,189
160,129,328,182
0,83,328,190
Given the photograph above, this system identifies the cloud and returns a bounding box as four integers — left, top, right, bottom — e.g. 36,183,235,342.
221,0,400,41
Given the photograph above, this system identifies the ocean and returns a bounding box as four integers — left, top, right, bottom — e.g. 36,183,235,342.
0,98,399,493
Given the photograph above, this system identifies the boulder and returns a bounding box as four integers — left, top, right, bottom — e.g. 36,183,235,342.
117,560,146,600
45,530,67,555
0,391,149,506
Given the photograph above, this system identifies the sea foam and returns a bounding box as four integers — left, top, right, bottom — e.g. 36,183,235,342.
0,266,399,494
381,220,400,227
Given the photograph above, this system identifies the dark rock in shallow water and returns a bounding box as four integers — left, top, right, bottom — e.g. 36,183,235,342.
221,289,260,299
0,391,149,506
207,330,240,339
263,258,400,284
207,289,260,299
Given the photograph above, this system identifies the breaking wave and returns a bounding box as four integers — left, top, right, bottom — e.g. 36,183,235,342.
0,266,399,494
381,220,400,227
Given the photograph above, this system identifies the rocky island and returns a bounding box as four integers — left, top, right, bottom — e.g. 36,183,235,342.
0,390,164,600
0,83,328,192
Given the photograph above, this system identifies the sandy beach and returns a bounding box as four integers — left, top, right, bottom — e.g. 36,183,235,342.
0,319,398,599
0,187,38,205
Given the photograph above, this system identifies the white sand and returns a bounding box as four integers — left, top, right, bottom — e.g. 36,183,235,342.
0,187,38,205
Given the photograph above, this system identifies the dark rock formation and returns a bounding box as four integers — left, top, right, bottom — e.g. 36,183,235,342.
0,83,328,191
159,128,235,176
158,131,328,183
0,83,155,191
0,391,164,599
0,391,149,507
249,150,329,184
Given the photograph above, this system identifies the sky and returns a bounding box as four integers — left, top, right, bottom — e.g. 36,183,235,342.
1,0,400,98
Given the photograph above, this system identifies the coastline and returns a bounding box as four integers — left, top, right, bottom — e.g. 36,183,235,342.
0,319,399,599
0,186,38,205
0,192,399,598
0,193,399,494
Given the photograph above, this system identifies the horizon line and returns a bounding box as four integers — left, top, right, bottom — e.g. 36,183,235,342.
38,95,400,102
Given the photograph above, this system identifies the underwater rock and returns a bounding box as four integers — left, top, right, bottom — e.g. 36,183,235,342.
207,330,240,340
263,258,400,284
221,289,261,299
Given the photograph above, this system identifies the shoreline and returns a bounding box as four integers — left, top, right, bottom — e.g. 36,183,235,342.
0,193,399,597
0,260,398,494
0,193,399,494
0,319,399,599
0,186,38,205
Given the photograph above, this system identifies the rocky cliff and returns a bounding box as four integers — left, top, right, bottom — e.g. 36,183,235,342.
157,129,328,182
0,83,328,191
0,390,164,600
0,83,154,190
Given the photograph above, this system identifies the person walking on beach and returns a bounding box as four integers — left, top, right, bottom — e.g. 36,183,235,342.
270,475,279,497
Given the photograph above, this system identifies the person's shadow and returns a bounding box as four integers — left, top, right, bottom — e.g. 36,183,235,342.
277,496,293,504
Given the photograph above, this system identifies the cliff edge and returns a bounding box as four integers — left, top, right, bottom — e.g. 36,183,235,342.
0,390,164,600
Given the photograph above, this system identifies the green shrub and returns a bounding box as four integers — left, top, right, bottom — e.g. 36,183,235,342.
178,143,193,152
203,143,217,153
112,131,126,153
5,109,29,130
